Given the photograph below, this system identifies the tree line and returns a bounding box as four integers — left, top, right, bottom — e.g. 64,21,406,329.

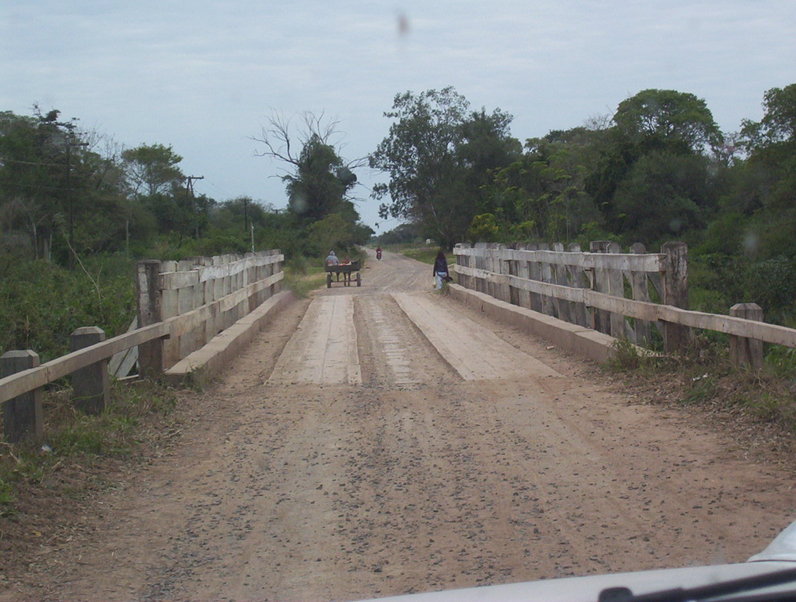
0,107,372,357
370,84,796,324
0,107,372,268
1,82,795,357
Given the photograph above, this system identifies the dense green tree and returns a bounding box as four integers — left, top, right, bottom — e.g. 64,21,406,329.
254,112,364,223
485,127,602,241
613,89,722,155
370,87,519,247
121,144,184,198
284,134,355,221
586,89,722,240
733,84,796,259
612,151,713,242
0,108,130,262
253,111,371,258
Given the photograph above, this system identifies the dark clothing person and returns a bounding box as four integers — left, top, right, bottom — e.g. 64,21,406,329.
433,251,449,289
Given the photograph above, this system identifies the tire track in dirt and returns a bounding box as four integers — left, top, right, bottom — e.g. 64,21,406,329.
355,294,458,389
268,295,362,385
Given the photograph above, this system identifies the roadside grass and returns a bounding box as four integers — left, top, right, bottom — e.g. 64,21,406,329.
284,264,327,297
607,336,796,438
0,380,178,517
398,246,439,265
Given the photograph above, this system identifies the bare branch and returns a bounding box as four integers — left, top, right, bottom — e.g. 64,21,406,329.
252,112,299,165
252,110,347,166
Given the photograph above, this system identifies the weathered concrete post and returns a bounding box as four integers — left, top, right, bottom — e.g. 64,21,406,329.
662,241,689,353
137,260,164,376
1,350,44,442
70,327,109,415
629,243,652,346
589,240,613,334
567,243,589,328
729,303,764,371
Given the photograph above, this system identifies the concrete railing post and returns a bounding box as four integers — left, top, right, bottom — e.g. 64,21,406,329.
589,240,613,333
662,241,689,353
730,303,764,371
1,350,44,442
70,327,109,415
137,260,164,376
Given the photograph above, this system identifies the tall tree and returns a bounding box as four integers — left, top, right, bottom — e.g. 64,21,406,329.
370,87,519,246
121,144,184,198
613,88,722,155
0,108,125,262
587,89,722,240
485,127,603,242
736,83,796,257
284,134,354,221
253,112,365,224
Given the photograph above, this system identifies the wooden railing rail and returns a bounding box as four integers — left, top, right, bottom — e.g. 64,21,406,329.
453,264,796,348
453,241,795,360
1,250,284,441
0,323,169,406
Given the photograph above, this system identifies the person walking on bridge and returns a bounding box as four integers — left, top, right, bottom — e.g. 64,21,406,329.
433,249,449,289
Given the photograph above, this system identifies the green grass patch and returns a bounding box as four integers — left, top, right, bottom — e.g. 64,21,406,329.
0,380,178,515
284,264,327,297
0,476,14,516
0,255,136,362
399,246,440,265
606,336,796,437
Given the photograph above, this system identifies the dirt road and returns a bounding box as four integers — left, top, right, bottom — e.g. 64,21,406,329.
3,249,794,601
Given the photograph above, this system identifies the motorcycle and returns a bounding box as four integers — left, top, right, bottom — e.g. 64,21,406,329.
376,248,382,260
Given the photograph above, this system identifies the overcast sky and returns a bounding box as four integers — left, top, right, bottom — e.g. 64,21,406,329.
2,1,795,232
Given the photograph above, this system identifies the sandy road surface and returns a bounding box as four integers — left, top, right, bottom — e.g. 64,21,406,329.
3,249,794,601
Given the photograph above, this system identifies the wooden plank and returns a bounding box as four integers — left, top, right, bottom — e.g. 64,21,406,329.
109,317,138,378
159,270,201,290
730,303,764,370
567,242,590,328
662,241,689,352
136,260,163,376
454,264,796,347
590,241,612,334
197,253,284,282
0,322,170,405
1,351,43,442
605,242,625,338
551,243,571,323
455,247,666,272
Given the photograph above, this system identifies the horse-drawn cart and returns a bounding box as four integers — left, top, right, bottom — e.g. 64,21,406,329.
325,260,361,288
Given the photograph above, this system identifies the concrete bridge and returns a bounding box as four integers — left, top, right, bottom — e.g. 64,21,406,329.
1,248,794,600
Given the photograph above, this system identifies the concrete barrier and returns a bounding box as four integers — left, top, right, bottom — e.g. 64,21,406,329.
447,284,621,364
165,290,296,387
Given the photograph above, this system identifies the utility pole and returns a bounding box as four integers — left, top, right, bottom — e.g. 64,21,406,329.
57,118,87,268
185,175,204,239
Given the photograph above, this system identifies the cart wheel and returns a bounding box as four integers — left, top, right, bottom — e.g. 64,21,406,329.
356,273,361,287
327,273,332,288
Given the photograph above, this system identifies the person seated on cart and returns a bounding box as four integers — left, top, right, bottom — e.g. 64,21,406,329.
326,250,345,282
339,255,354,284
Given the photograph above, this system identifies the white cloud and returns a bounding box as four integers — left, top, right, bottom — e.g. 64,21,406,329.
2,0,795,227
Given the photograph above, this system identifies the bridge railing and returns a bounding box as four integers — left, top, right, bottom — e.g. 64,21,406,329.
453,241,796,360
137,250,283,374
0,250,283,442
